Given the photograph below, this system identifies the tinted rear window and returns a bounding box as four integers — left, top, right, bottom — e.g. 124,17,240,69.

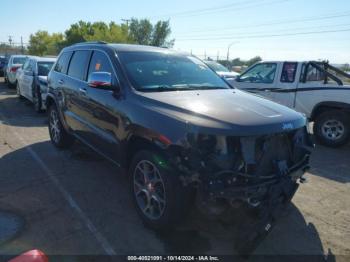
281,62,298,83
38,62,55,76
68,51,91,81
13,57,26,64
54,52,72,74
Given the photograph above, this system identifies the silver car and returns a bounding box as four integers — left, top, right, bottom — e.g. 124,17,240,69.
5,55,27,87
204,60,240,86
16,56,56,112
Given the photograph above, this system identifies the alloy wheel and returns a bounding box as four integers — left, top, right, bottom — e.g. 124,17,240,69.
50,110,61,144
133,160,166,220
322,119,345,141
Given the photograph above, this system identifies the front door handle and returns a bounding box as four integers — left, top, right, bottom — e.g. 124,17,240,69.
58,79,64,85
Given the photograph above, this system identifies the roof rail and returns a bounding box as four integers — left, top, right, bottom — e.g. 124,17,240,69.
73,41,108,45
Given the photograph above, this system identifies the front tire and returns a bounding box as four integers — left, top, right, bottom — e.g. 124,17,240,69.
130,150,193,230
48,104,74,149
314,110,350,147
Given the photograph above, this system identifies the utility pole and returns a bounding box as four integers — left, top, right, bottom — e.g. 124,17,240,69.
204,50,207,60
8,36,13,46
227,41,239,62
217,51,220,61
121,19,131,27
8,36,13,55
21,36,24,54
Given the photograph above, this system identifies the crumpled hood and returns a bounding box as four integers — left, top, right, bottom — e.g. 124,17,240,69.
137,89,306,136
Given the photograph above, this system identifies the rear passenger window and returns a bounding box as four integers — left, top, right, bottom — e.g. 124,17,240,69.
305,65,325,82
54,52,72,74
68,51,91,81
88,51,113,77
281,62,298,83
22,59,30,70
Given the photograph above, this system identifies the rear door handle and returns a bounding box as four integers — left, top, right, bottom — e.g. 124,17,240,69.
58,79,64,85
79,88,87,95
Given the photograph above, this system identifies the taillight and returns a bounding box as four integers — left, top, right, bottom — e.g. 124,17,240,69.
10,66,20,72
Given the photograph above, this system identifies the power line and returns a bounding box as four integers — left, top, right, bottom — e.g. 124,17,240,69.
149,0,290,19
148,0,260,18
176,11,350,34
176,22,350,38
176,28,350,41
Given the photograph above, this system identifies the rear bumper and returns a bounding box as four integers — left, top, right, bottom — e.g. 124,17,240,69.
7,72,17,84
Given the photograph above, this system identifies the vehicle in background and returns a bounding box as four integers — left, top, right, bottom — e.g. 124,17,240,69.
46,42,311,246
16,56,56,112
204,60,239,85
233,61,350,147
5,55,27,87
0,56,8,77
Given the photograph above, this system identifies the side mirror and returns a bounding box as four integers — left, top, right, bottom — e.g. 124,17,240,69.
88,72,112,89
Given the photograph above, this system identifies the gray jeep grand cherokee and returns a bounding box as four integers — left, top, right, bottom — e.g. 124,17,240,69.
46,42,312,246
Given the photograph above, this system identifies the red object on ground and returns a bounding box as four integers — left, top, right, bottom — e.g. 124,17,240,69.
9,250,48,262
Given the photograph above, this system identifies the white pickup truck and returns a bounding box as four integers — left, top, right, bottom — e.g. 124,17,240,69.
233,61,350,147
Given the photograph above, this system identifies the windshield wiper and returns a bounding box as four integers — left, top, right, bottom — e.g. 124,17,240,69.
140,85,192,92
139,84,229,92
186,84,228,90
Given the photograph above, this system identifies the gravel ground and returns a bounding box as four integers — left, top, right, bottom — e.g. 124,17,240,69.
0,77,349,261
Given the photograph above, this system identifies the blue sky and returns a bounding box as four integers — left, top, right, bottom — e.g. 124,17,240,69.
1,0,350,63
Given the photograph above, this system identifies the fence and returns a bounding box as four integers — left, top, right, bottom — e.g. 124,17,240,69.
0,42,28,56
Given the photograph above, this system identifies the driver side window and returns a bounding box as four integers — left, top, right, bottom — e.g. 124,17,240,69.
239,63,277,84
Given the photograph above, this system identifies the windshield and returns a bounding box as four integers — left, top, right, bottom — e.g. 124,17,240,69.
205,61,229,72
118,52,230,92
13,57,26,65
38,62,55,76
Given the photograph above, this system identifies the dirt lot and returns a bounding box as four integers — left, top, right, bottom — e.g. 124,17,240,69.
0,77,349,260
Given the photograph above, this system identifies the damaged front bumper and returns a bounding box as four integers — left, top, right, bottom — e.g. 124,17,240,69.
167,126,313,254
171,127,313,210
206,154,310,204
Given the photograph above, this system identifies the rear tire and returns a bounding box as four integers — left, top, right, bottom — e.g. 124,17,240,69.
48,104,74,149
8,80,15,89
16,82,23,99
314,110,350,147
129,150,193,230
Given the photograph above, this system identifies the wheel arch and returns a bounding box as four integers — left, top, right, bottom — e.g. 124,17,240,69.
124,135,167,169
45,94,56,110
45,94,70,132
311,101,350,121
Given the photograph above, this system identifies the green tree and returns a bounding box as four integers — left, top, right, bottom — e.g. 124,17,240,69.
62,21,130,46
27,19,174,57
28,31,64,56
128,18,174,47
246,56,262,67
231,58,244,66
